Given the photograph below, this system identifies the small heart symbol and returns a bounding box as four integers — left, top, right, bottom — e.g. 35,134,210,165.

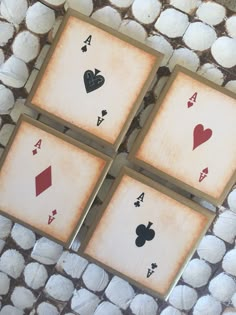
188,101,193,108
83,69,105,93
193,124,212,150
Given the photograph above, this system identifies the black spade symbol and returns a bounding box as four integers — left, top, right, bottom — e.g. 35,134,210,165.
83,69,105,93
135,222,155,247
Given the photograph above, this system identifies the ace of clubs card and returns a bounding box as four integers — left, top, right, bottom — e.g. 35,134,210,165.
0,115,111,247
81,168,214,299
26,10,163,151
130,66,236,205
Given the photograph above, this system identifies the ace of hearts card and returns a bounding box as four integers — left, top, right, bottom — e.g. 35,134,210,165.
129,66,236,206
26,9,163,152
80,167,214,299
0,115,112,247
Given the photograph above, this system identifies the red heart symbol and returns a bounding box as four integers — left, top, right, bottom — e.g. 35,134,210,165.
193,124,212,150
188,101,193,108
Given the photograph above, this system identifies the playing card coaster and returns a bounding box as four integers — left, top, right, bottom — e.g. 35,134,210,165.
80,167,214,299
0,115,112,247
26,9,163,152
129,65,236,206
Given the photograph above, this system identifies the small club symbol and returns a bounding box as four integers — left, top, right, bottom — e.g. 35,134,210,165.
135,221,155,247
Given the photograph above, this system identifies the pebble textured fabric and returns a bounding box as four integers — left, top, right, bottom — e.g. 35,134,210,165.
0,0,236,314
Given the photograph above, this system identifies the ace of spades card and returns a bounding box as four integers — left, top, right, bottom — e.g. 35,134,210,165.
129,66,236,206
0,115,111,247
80,168,214,299
26,9,163,151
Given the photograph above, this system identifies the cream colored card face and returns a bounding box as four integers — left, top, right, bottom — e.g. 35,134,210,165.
26,10,163,151
0,115,111,247
81,168,214,299
130,66,236,205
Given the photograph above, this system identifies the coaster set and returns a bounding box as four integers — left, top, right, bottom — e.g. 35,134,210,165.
0,9,235,300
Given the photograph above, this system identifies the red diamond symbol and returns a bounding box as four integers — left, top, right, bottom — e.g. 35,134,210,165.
52,209,57,216
32,149,37,155
35,166,52,197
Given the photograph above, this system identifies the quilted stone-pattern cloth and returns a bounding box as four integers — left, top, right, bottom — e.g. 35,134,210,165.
0,0,236,314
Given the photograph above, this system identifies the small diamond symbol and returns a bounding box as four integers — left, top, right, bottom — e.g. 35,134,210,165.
32,149,37,155
52,209,57,216
35,166,52,197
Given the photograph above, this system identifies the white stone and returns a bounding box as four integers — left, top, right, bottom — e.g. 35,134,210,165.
209,273,236,302
223,249,236,276
154,76,169,100
34,44,50,70
31,237,63,265
11,223,36,250
130,294,158,315
169,0,201,14
92,6,122,30
24,262,48,290
211,37,236,68
155,8,189,38
223,308,236,315
192,196,216,212
65,0,93,15
193,295,222,315
94,301,122,315
109,0,134,8
196,2,226,26
226,16,236,38
0,215,12,239
12,31,40,63
0,56,29,88
0,124,15,146
0,49,4,65
45,274,74,301
169,285,197,310
197,235,226,263
0,84,14,114
71,288,100,315
119,20,147,42
168,48,200,71
0,0,28,25
232,292,236,307
228,190,236,212
183,22,216,51
213,210,236,243
11,286,36,310
0,21,14,46
132,0,161,24
0,305,24,315
0,272,10,295
160,306,182,315
37,302,59,315
225,80,236,94
197,63,224,85
57,251,88,278
26,2,55,34
0,240,5,254
82,264,109,292
146,35,173,66
10,98,37,123
182,258,211,288
42,0,65,6
105,276,135,310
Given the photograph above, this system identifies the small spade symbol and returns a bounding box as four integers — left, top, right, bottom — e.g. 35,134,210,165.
135,222,155,247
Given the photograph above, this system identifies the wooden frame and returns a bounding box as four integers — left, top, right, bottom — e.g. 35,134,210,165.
80,167,214,300
129,65,236,206
26,9,163,152
0,115,112,248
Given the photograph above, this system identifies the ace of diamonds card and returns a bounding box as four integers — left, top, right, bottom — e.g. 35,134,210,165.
81,167,214,299
0,115,111,247
129,66,236,205
26,9,163,151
